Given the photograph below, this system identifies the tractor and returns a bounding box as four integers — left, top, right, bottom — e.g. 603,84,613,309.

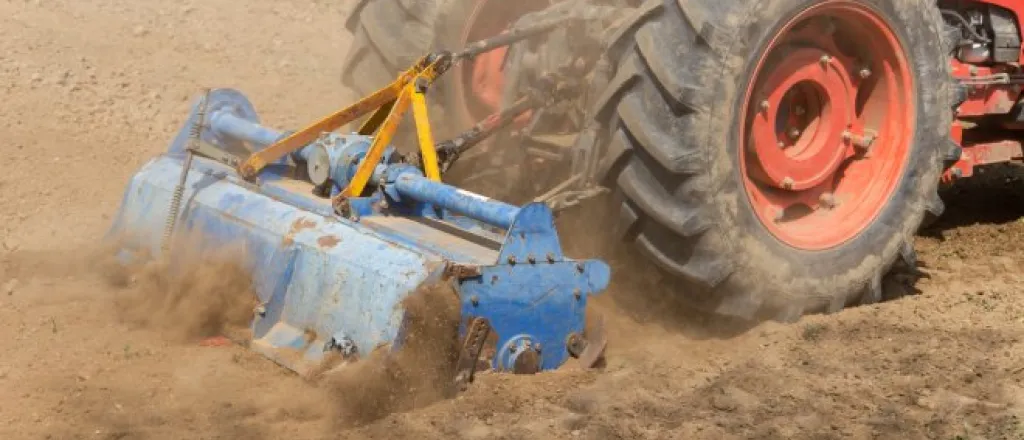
341,0,1023,321
106,0,1024,382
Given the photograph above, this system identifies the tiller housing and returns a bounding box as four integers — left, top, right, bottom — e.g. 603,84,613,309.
107,86,609,382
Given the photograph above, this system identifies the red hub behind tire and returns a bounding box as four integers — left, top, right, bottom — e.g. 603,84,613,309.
741,3,914,250
455,0,548,122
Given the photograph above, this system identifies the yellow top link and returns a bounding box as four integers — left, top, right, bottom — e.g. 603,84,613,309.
236,54,447,185
336,55,448,198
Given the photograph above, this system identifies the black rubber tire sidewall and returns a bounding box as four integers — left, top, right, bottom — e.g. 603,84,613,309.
431,0,480,139
705,0,951,315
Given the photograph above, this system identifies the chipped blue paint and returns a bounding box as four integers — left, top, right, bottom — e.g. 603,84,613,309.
106,88,611,376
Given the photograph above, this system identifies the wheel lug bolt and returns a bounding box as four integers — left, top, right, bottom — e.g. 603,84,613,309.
788,128,801,139
793,106,806,116
759,100,770,112
853,131,877,151
819,192,837,209
858,68,872,79
841,130,852,142
819,55,832,66
777,141,786,148
781,177,794,189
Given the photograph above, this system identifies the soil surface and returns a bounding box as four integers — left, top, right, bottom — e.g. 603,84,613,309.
2,1,1024,439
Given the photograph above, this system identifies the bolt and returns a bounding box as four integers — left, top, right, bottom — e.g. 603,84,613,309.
788,127,801,139
819,55,832,66
378,199,389,210
470,295,479,307
527,254,536,264
334,199,351,217
858,68,872,79
576,263,585,274
777,141,786,148
566,333,587,358
768,207,785,223
254,305,266,317
507,255,517,265
793,106,806,116
573,289,582,300
819,192,837,209
852,131,877,151
546,253,555,263
535,343,542,352
841,130,853,142
781,177,795,189
759,100,770,112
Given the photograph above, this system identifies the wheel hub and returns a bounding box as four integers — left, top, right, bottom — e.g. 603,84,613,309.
458,0,548,119
469,46,508,112
748,48,856,191
740,3,914,250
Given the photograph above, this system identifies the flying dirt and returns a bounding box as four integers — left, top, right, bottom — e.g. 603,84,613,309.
3,0,1024,439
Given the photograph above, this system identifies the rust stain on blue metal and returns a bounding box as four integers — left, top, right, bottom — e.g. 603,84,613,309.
317,235,342,248
291,218,318,232
283,217,318,245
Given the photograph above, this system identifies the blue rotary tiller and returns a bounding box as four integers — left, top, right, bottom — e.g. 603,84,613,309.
106,82,610,383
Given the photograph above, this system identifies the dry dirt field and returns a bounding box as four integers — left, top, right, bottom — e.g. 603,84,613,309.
3,1,1024,439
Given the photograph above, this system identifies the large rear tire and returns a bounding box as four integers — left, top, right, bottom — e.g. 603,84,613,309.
341,0,954,321
590,0,952,320
340,0,440,100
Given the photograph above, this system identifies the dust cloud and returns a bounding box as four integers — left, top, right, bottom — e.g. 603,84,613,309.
107,242,260,342
321,282,462,429
94,234,467,430
4,0,1024,438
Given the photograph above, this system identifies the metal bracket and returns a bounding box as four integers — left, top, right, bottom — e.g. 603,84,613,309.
190,140,242,167
453,317,492,391
572,313,607,369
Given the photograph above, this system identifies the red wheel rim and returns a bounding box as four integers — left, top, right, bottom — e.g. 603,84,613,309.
740,2,914,250
457,0,547,120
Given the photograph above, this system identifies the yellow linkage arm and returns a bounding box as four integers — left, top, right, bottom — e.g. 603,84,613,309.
236,86,397,179
236,59,428,180
236,52,448,201
338,57,447,198
410,87,440,181
337,83,414,198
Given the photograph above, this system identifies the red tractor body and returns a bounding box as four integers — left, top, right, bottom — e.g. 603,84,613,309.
946,0,1024,182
